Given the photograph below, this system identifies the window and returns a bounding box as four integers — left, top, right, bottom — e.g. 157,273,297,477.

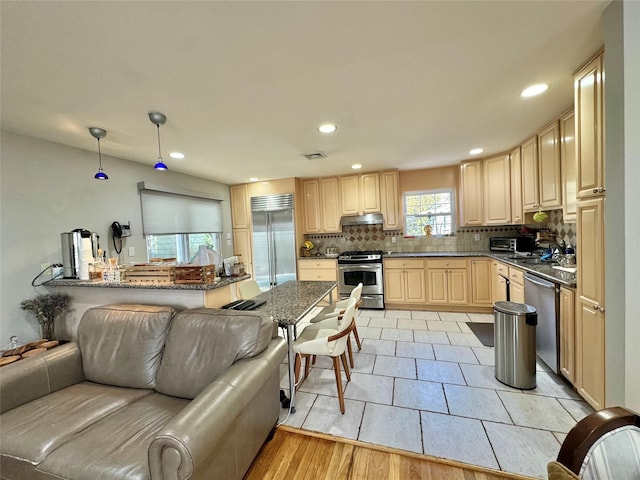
404,189,455,236
138,183,224,263
146,233,222,264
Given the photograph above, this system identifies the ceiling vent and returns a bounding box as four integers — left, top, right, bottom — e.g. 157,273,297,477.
302,151,327,160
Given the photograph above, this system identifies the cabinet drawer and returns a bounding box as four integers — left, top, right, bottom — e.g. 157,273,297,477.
508,267,525,285
298,269,337,281
298,259,337,270
496,262,509,276
384,258,424,269
426,258,467,269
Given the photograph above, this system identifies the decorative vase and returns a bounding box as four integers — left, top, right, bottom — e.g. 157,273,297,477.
40,319,56,341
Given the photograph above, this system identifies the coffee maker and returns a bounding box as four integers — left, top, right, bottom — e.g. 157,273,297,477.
61,229,99,278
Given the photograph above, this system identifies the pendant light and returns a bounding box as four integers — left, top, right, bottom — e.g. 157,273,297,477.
148,112,168,171
89,127,108,180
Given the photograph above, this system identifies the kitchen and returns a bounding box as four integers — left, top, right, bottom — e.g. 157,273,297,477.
1,1,639,478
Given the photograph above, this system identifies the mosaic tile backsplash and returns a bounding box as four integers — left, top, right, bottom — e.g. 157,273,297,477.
305,209,576,254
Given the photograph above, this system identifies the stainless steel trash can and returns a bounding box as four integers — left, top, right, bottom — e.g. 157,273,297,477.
494,301,537,389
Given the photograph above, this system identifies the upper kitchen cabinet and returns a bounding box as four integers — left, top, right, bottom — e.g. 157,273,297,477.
510,146,523,224
340,173,381,215
380,170,401,230
230,184,250,229
302,178,341,234
482,153,511,225
459,160,483,226
537,120,563,209
575,52,605,199
560,109,577,222
521,136,539,212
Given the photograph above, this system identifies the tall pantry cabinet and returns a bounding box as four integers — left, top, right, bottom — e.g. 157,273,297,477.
574,51,606,410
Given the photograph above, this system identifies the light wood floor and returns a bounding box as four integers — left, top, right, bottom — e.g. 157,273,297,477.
245,426,536,480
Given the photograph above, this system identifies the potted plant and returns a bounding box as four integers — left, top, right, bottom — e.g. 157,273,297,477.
20,293,70,340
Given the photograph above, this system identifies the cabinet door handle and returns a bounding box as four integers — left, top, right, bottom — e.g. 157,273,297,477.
593,187,606,194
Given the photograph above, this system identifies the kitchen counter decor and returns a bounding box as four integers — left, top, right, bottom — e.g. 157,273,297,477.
20,293,70,341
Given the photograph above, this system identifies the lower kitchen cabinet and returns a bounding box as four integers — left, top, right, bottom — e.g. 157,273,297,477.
576,301,605,410
508,266,525,304
470,258,493,306
492,261,509,303
426,259,468,306
297,259,337,281
559,286,576,384
383,259,426,304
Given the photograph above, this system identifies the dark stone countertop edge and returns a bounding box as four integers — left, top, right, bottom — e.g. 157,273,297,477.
48,274,251,291
383,251,576,288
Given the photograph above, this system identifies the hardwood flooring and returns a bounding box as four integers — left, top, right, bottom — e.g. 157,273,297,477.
245,426,536,480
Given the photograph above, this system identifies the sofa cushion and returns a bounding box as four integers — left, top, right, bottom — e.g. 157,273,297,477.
580,425,640,480
0,382,151,466
156,308,274,399
36,393,188,480
78,304,175,389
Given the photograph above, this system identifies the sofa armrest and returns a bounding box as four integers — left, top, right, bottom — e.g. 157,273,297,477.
148,337,286,480
0,342,85,413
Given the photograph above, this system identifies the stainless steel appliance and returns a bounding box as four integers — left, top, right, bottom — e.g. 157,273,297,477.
524,272,560,373
490,236,536,253
338,250,384,309
250,194,297,290
60,229,99,278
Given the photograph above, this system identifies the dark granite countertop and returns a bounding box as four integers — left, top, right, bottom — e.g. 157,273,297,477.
48,274,251,291
253,280,338,326
298,255,339,260
383,251,576,288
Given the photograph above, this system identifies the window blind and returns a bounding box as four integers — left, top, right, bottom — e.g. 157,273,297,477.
140,189,222,235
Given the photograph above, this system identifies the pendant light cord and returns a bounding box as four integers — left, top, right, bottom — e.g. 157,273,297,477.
156,125,163,161
97,138,103,169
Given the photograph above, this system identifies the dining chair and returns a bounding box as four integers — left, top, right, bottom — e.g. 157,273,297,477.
309,283,363,355
293,297,357,414
238,279,262,299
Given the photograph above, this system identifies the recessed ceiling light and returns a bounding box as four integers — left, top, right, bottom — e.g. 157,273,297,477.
169,152,185,159
469,148,484,155
249,177,258,182
352,164,362,170
520,83,549,97
318,123,337,134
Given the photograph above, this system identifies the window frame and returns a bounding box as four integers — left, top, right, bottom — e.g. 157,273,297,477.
403,188,456,237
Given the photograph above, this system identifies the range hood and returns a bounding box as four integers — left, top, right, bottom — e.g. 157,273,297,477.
340,213,384,227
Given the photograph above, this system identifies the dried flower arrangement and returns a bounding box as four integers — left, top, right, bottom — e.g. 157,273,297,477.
20,293,70,340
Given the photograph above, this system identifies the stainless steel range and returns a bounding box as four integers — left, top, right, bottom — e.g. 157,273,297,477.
337,250,384,309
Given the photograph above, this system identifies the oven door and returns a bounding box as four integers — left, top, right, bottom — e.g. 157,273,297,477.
338,263,383,296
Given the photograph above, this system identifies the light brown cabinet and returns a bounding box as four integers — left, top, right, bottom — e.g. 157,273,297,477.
492,261,509,303
537,120,563,209
576,196,605,409
302,178,341,233
297,259,337,281
383,259,426,304
521,136,539,212
230,184,250,229
508,266,525,304
560,110,577,222
559,286,576,384
380,170,401,230
460,160,483,226
340,173,380,215
470,258,493,306
232,228,252,277
575,53,605,199
483,153,511,225
426,258,468,305
510,147,523,224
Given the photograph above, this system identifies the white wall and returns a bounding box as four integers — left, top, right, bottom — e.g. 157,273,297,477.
0,130,233,347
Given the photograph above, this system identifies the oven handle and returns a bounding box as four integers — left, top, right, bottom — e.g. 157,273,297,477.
338,264,381,269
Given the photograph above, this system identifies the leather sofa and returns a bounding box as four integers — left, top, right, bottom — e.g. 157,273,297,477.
0,304,287,480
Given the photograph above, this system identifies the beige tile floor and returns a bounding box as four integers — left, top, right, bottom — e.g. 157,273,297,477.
278,308,594,479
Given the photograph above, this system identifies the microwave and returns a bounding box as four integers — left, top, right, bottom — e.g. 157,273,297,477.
490,236,536,252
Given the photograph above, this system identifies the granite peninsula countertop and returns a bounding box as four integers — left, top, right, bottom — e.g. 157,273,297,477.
384,251,576,287
48,274,251,291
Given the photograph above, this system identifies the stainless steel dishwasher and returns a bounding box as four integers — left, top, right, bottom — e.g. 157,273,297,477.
524,273,560,374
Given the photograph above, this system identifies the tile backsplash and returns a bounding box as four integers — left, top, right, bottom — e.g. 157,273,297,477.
305,210,576,254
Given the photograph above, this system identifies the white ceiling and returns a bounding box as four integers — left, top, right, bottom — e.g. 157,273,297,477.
1,1,609,186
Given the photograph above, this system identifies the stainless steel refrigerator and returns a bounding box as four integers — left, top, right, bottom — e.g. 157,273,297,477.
250,194,297,290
